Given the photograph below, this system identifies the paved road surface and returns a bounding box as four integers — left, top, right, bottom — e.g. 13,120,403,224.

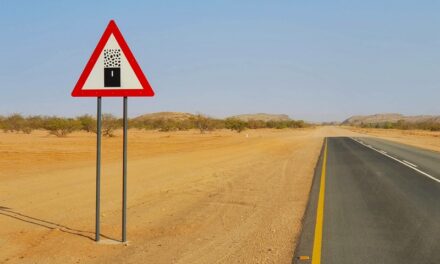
294,137,440,264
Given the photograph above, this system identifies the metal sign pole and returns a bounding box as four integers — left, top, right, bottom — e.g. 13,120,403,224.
122,96,128,242
96,97,102,242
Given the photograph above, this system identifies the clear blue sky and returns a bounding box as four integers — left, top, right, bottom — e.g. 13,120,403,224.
1,1,439,122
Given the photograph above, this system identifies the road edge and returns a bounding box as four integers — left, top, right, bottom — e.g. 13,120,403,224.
292,138,326,264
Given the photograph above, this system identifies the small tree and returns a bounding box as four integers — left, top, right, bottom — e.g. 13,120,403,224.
27,115,45,130
158,119,177,132
77,114,96,132
21,126,33,134
225,118,246,133
383,121,393,129
101,114,120,137
3,114,25,133
45,117,81,137
395,120,409,130
193,114,216,134
247,119,266,129
0,115,5,132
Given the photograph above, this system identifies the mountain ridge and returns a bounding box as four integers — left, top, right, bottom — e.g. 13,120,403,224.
342,113,440,125
229,113,291,122
133,112,294,122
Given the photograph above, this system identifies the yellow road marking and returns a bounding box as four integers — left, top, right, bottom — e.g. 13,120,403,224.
312,138,328,264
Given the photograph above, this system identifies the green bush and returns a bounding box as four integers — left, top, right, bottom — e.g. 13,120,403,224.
101,114,121,137
193,114,218,134
0,113,311,136
77,114,96,133
352,119,440,131
225,118,247,133
247,119,267,129
2,114,25,133
45,117,81,137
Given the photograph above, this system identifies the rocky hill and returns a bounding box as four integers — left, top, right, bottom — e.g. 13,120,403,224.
133,112,195,121
229,113,291,122
342,113,440,125
133,112,295,122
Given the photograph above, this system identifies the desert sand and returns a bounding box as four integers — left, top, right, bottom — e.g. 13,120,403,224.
2,126,433,263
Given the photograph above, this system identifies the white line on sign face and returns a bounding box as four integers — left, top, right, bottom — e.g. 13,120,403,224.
350,137,440,184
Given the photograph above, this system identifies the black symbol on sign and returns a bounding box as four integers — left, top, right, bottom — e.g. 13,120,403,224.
104,49,121,87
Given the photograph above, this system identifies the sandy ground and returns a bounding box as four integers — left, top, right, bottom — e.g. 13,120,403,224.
1,126,427,264
346,127,440,153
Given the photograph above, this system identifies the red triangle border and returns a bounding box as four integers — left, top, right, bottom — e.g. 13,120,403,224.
71,20,155,97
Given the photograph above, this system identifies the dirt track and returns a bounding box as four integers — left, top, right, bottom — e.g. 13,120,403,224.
0,127,376,263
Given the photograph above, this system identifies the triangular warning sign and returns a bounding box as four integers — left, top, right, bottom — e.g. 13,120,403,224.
72,20,154,97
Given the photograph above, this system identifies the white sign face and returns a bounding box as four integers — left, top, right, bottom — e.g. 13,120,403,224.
82,34,142,90
72,20,154,97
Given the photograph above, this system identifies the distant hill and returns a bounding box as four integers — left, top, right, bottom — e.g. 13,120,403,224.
321,121,341,126
133,112,195,121
229,113,291,122
133,112,295,122
342,113,440,125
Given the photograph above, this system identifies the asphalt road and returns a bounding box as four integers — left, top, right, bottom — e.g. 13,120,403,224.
294,137,440,264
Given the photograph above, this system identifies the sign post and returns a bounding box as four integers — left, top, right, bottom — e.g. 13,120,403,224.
122,96,128,242
72,20,155,243
96,97,102,242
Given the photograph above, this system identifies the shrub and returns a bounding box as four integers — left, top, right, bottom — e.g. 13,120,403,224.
247,119,266,129
27,116,45,130
0,113,312,135
77,114,96,133
193,114,217,134
45,117,81,137
157,119,178,132
351,119,440,132
101,114,120,137
21,126,33,134
225,118,247,133
2,114,25,133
